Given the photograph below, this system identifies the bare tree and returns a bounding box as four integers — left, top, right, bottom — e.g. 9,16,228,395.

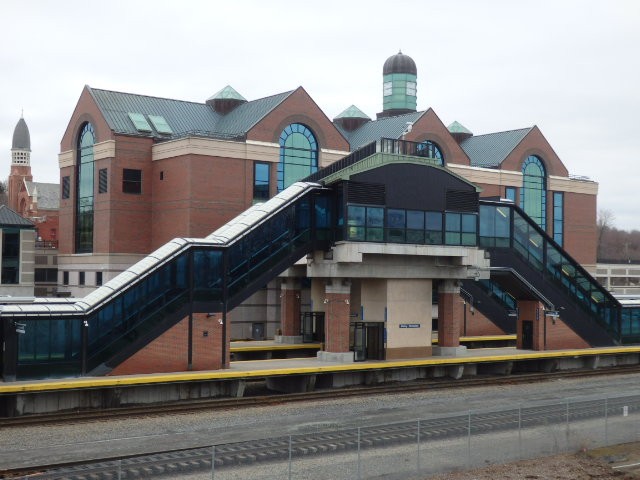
597,209,616,261
0,179,7,206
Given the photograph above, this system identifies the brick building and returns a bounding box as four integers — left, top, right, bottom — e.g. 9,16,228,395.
56,52,598,340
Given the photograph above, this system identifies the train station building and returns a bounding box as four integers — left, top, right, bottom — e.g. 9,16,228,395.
2,52,635,381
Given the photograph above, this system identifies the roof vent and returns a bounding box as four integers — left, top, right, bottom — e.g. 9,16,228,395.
333,105,371,132
206,85,247,115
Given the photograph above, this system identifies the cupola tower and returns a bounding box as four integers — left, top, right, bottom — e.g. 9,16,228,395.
377,51,417,119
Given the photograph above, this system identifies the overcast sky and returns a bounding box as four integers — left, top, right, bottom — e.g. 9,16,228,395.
1,0,638,230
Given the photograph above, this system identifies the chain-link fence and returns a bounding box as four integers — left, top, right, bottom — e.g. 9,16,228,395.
18,392,640,480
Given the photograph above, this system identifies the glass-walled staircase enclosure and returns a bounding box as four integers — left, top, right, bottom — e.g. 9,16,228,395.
1,182,332,380
477,200,636,344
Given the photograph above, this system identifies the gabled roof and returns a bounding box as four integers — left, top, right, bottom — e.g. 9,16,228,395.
341,111,426,151
24,181,60,210
0,205,34,228
88,86,294,140
459,127,533,168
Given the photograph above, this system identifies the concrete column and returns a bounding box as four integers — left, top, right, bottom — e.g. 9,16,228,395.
435,280,467,356
517,300,545,350
317,279,353,362
386,279,433,360
276,278,302,343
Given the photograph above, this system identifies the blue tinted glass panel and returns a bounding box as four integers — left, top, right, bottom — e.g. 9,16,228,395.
406,210,424,229
253,162,270,203
348,206,365,226
278,123,317,192
387,209,406,228
553,191,564,246
520,155,546,230
505,187,516,202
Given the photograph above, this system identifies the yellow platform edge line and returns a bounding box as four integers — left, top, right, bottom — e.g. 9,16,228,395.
2,346,639,394
230,343,323,352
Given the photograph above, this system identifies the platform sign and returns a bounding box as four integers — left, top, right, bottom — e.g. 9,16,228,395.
399,324,420,328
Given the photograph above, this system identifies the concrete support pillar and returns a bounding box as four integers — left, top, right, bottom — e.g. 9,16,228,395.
435,280,467,356
317,279,353,362
277,278,302,343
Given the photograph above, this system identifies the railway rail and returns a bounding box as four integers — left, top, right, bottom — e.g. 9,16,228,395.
3,365,640,478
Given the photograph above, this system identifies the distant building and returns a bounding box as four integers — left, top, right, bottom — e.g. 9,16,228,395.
7,116,59,296
596,263,640,297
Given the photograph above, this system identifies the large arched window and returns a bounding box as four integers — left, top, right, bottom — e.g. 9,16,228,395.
520,155,546,229
416,140,444,166
76,123,95,253
278,123,318,192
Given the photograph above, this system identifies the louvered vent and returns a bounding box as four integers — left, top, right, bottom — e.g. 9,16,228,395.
346,181,386,205
446,190,478,212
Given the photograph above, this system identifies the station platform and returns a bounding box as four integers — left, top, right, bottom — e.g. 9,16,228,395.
2,343,640,418
230,340,324,361
229,334,517,361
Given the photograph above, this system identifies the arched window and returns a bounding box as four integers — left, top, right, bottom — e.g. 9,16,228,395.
416,140,444,166
277,123,318,192
76,123,95,253
520,155,546,229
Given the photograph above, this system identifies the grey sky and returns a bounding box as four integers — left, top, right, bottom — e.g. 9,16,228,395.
1,0,638,230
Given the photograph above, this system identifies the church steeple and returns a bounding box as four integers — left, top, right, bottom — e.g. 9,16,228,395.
11,115,31,166
8,114,33,212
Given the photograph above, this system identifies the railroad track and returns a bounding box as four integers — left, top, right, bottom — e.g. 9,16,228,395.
3,364,640,430
5,388,640,479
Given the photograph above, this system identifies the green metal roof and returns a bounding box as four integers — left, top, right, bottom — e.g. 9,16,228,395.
459,127,533,168
90,87,222,137
340,111,425,151
334,105,371,120
0,205,34,228
448,121,473,135
215,91,293,135
207,85,247,101
88,86,293,140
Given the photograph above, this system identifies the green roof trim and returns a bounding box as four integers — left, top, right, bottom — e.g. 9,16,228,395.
208,85,247,102
448,121,473,135
320,152,481,192
335,105,371,120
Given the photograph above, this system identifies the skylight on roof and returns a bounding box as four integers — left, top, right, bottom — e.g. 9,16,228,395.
128,112,152,132
148,115,173,135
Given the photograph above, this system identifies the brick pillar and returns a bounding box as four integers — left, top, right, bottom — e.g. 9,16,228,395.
517,300,545,350
435,280,466,356
318,279,353,362
279,279,302,342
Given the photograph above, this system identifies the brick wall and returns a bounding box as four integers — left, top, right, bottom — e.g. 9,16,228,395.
403,108,471,166
462,306,507,336
248,87,349,151
324,292,351,352
109,311,230,375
